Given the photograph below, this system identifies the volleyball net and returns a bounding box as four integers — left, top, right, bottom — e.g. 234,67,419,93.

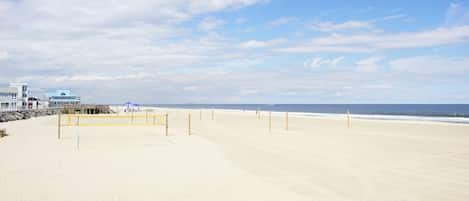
57,113,169,139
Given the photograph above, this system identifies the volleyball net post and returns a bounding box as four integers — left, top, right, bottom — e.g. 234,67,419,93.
188,113,191,135
346,110,351,128
269,112,272,132
165,113,169,136
57,112,61,139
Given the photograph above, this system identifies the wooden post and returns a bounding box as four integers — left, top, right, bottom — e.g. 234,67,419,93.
57,113,61,139
347,110,351,128
165,113,169,136
285,112,289,131
188,113,191,135
269,112,272,132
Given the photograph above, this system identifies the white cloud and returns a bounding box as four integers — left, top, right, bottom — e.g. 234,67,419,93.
0,50,8,60
331,56,345,67
198,16,224,31
363,83,392,89
71,73,152,81
183,86,198,91
0,0,267,102
17,73,153,82
304,56,345,69
0,1,263,70
276,26,469,53
304,57,325,69
268,17,296,27
308,20,372,32
240,88,258,96
356,57,382,72
371,14,408,22
187,0,266,14
389,56,469,74
0,1,12,16
239,38,286,48
308,14,408,33
1,0,468,103
445,3,469,26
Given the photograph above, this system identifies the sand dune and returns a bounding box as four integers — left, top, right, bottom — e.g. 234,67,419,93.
1,108,469,201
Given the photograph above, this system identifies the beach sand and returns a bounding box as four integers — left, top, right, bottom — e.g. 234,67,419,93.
1,108,469,201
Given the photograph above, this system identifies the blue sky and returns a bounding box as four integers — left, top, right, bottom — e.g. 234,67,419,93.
0,0,469,104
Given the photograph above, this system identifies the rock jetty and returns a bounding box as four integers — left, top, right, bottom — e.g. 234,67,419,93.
0,105,112,123
0,109,61,123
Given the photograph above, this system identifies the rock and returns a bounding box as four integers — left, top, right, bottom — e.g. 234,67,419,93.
22,112,31,119
0,106,110,123
4,113,16,121
14,112,23,120
0,129,7,137
0,113,7,122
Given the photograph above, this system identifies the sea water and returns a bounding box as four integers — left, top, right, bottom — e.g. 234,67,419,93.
147,104,469,124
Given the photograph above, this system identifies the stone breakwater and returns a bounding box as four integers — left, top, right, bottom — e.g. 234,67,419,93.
0,109,62,123
0,105,113,123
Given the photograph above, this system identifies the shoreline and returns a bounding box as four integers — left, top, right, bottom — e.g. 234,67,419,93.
135,106,469,125
139,104,469,117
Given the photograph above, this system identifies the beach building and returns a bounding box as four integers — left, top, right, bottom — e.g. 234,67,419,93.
9,83,29,109
0,87,18,111
46,90,81,107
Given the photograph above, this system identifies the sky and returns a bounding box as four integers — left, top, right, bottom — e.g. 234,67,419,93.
1,0,469,104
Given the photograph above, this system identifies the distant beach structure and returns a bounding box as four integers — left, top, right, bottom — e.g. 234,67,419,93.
0,82,34,111
46,90,81,107
123,102,140,112
0,87,18,111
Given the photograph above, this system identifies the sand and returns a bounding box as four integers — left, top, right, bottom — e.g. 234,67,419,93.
1,108,469,201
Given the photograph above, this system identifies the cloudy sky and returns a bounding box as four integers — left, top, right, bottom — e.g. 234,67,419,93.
1,0,469,104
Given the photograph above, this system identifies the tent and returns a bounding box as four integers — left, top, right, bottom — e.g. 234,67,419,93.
123,102,140,112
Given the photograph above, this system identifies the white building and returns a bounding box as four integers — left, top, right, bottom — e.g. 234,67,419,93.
0,87,18,111
9,83,29,109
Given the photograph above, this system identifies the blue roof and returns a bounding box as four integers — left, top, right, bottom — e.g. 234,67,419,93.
46,90,78,97
124,102,139,107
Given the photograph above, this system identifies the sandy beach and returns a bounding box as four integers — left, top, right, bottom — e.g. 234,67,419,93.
1,108,469,201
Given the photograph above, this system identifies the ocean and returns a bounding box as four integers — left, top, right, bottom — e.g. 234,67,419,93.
147,104,469,124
